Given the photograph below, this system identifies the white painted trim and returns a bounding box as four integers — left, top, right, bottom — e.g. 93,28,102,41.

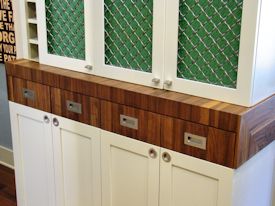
0,145,14,169
164,0,262,106
92,0,166,89
13,0,28,58
36,0,93,72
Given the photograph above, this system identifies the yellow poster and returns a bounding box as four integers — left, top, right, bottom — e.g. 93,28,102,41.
0,0,16,63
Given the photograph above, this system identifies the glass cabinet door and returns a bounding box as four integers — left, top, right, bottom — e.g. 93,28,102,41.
93,0,166,88
176,0,243,89
37,0,93,72
164,0,260,105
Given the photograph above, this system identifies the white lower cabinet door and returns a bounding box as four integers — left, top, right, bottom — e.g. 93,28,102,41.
159,148,234,206
101,131,160,206
51,115,101,206
9,102,55,206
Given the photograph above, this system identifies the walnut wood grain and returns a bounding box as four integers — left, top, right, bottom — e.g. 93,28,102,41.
5,60,275,169
161,116,236,167
101,100,161,146
51,88,100,127
12,77,51,112
5,60,249,132
235,96,275,167
7,76,14,102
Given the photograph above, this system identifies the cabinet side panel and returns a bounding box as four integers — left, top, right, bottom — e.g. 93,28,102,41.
9,103,55,206
252,0,275,104
233,141,275,206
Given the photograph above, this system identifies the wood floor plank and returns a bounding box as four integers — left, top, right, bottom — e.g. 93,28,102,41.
0,165,16,206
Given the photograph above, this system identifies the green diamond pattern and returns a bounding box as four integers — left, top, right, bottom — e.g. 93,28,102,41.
46,0,85,60
104,0,153,73
177,0,243,88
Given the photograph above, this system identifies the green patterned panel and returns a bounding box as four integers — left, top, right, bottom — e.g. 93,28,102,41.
46,0,85,60
177,0,243,88
104,0,153,73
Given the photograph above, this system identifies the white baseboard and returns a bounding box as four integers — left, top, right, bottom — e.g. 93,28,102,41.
0,145,14,169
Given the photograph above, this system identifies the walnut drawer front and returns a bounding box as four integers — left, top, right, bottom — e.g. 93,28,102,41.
10,77,51,112
161,116,236,168
51,88,100,127
100,100,161,146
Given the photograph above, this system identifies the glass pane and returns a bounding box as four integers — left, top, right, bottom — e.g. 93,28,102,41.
104,0,153,73
177,0,243,88
45,0,85,60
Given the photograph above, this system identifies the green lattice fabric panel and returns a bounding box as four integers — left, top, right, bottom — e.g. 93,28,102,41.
104,0,153,73
177,0,243,88
45,0,85,60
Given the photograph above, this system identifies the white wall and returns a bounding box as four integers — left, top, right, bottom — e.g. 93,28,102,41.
0,64,12,149
233,141,275,206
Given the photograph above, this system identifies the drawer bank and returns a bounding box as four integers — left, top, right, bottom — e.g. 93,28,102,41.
6,59,275,206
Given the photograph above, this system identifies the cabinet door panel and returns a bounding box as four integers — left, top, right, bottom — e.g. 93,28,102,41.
101,130,159,206
52,116,101,206
160,148,234,206
164,0,261,106
93,0,166,88
37,0,93,72
9,102,55,206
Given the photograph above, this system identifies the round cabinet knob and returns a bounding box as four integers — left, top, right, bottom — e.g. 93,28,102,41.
164,80,173,87
149,148,158,159
85,65,93,71
53,118,59,127
152,78,160,85
43,115,50,124
162,152,171,163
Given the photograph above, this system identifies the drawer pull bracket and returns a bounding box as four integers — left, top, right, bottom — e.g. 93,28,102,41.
22,88,35,100
120,115,138,130
184,133,207,150
66,100,82,114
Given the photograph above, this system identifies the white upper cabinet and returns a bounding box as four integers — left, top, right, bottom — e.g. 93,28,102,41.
164,0,275,106
36,0,93,72
16,0,275,106
92,0,166,88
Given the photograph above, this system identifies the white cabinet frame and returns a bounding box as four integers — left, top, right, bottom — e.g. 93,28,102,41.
92,0,166,89
164,0,262,106
36,0,93,72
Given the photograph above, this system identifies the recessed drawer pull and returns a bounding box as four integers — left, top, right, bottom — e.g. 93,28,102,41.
22,88,35,100
66,100,82,114
120,115,138,130
184,133,207,150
